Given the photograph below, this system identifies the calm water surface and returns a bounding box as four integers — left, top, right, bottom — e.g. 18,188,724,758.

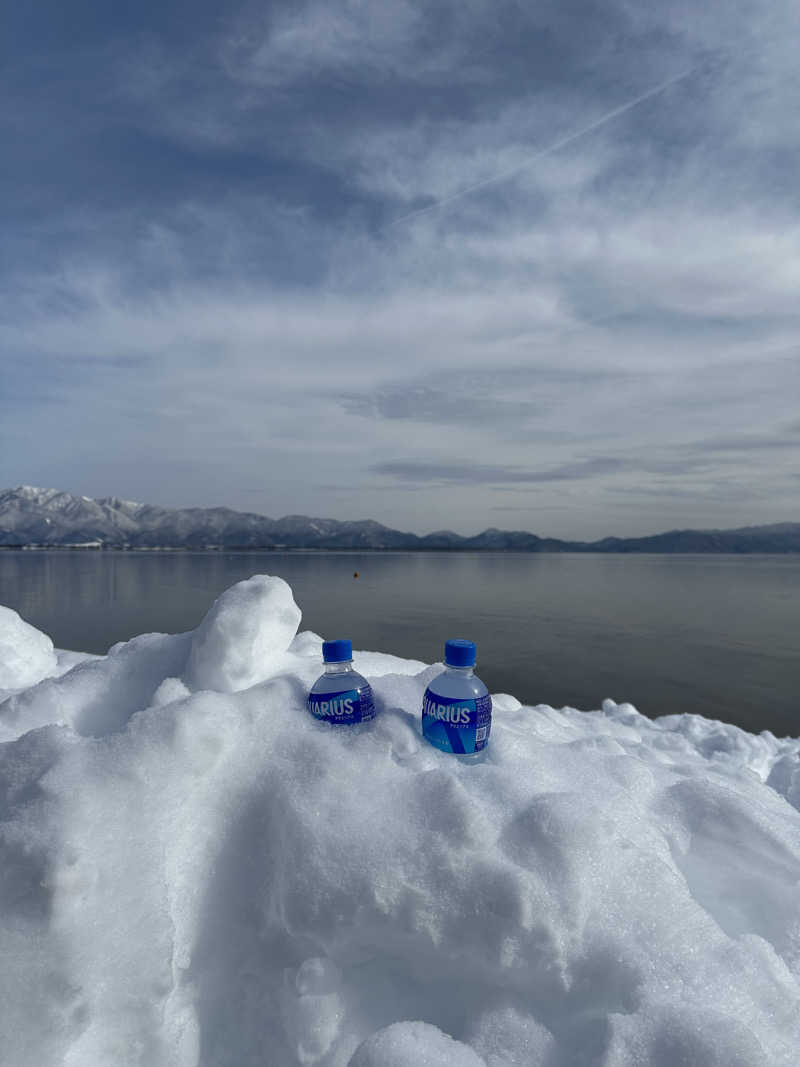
1,550,798,736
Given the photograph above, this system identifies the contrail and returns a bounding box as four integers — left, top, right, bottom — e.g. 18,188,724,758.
387,67,695,228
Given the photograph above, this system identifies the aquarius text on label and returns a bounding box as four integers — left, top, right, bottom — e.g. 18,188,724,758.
423,697,472,725
314,697,355,717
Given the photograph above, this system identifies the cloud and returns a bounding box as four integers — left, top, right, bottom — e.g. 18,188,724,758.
3,0,800,538
373,457,633,486
688,432,800,454
342,384,540,423
222,0,432,86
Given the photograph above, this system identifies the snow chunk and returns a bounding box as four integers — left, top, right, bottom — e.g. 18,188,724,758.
152,676,192,706
184,574,301,693
768,753,800,812
349,1022,486,1066
0,606,57,689
468,1006,555,1065
289,630,325,657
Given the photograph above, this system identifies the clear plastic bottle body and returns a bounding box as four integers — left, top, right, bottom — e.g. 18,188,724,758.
422,663,491,761
308,660,375,724
425,664,488,703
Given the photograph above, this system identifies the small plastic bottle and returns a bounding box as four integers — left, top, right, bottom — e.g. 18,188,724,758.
308,639,375,724
421,639,492,759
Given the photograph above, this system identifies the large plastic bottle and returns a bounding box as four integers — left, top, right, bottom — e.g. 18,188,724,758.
421,639,492,758
308,639,375,724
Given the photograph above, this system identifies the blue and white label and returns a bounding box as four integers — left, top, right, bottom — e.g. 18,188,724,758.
422,690,492,754
309,685,375,724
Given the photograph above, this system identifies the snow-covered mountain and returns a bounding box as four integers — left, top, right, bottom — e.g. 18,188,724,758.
0,486,415,549
2,486,800,551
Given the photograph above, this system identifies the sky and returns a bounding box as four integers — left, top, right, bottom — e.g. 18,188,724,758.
1,0,799,538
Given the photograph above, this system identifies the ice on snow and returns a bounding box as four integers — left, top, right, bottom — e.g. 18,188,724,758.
1,575,799,1066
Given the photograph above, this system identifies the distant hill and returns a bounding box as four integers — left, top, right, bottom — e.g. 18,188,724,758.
2,486,799,552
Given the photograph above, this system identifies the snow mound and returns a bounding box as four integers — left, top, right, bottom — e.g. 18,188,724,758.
0,575,305,741
0,604,58,690
185,574,302,693
1,575,800,1067
349,1022,485,1066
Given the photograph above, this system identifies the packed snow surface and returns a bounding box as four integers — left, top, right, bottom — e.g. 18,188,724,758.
1,575,800,1067
0,604,58,689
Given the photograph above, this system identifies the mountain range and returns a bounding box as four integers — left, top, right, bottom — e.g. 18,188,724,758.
2,486,800,552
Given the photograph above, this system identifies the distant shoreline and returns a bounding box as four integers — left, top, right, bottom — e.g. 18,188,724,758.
3,544,800,555
4,488,799,555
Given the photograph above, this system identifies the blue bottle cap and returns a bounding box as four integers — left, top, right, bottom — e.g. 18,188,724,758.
323,639,353,663
445,639,476,667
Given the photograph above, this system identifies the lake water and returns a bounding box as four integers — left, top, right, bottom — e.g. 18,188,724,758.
1,550,798,736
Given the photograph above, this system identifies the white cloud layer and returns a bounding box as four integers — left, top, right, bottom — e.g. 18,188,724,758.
1,0,799,536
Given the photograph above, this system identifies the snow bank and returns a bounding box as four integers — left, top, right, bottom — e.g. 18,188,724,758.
1,575,800,1067
0,604,58,690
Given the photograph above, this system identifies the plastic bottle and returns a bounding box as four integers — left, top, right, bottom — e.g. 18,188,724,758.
308,639,375,724
421,639,492,758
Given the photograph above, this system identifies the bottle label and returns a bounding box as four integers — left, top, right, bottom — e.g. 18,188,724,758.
422,689,492,754
308,685,375,725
